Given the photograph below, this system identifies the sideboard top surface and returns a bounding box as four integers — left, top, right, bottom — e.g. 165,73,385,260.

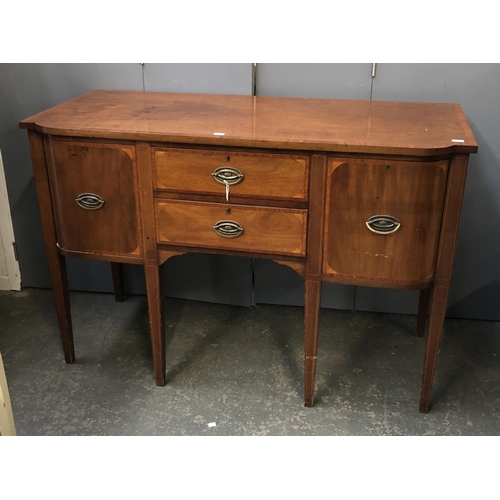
20,90,478,156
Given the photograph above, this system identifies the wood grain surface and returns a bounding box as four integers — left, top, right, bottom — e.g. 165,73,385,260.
323,158,448,285
154,148,309,201
20,90,478,155
45,139,142,257
155,200,307,257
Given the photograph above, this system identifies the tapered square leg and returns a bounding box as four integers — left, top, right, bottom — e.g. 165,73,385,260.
416,287,432,337
419,155,469,412
48,254,74,364
29,131,74,364
304,279,321,407
145,264,165,386
111,262,124,302
419,285,449,413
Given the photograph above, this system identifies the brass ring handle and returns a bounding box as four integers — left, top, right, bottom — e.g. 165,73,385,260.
366,215,400,234
75,193,105,211
212,167,244,186
213,220,244,238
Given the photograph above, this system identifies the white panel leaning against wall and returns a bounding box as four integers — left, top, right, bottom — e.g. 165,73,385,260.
0,149,21,291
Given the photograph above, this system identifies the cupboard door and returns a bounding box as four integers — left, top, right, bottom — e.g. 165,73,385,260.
46,140,142,258
323,158,448,285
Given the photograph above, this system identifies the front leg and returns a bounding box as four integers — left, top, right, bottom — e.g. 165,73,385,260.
29,131,74,364
419,284,449,413
145,264,166,386
304,279,321,407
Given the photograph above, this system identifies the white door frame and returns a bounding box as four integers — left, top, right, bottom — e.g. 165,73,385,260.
0,150,21,291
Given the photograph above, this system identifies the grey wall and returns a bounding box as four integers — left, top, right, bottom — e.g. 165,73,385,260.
1,63,499,320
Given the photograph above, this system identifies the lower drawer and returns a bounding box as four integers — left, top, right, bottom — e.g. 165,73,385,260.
155,200,307,257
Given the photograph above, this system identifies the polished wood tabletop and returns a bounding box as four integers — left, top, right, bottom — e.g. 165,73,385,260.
20,90,478,156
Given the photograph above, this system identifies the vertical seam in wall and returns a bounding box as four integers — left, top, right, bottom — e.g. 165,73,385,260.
252,63,257,97
354,63,375,311
141,63,145,93
358,64,375,311
251,63,257,305
369,62,375,101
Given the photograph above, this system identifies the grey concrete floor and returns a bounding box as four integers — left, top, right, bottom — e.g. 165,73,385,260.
0,288,499,436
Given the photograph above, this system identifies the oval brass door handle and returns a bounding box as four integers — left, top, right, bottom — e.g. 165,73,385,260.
212,167,244,186
213,220,244,238
75,193,105,211
366,215,400,234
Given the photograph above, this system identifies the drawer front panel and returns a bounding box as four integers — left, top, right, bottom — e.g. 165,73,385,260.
153,149,309,201
156,200,307,256
46,139,142,257
323,158,448,284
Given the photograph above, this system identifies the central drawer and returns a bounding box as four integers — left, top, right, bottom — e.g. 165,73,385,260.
153,148,309,201
155,200,307,256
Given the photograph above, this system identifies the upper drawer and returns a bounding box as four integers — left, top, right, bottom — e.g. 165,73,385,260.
153,148,309,201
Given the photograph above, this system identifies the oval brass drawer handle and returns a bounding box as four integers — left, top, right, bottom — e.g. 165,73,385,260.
212,167,244,186
75,193,105,211
366,215,400,234
213,220,244,238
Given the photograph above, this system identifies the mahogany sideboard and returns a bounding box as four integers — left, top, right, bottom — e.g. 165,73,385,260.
19,90,478,413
